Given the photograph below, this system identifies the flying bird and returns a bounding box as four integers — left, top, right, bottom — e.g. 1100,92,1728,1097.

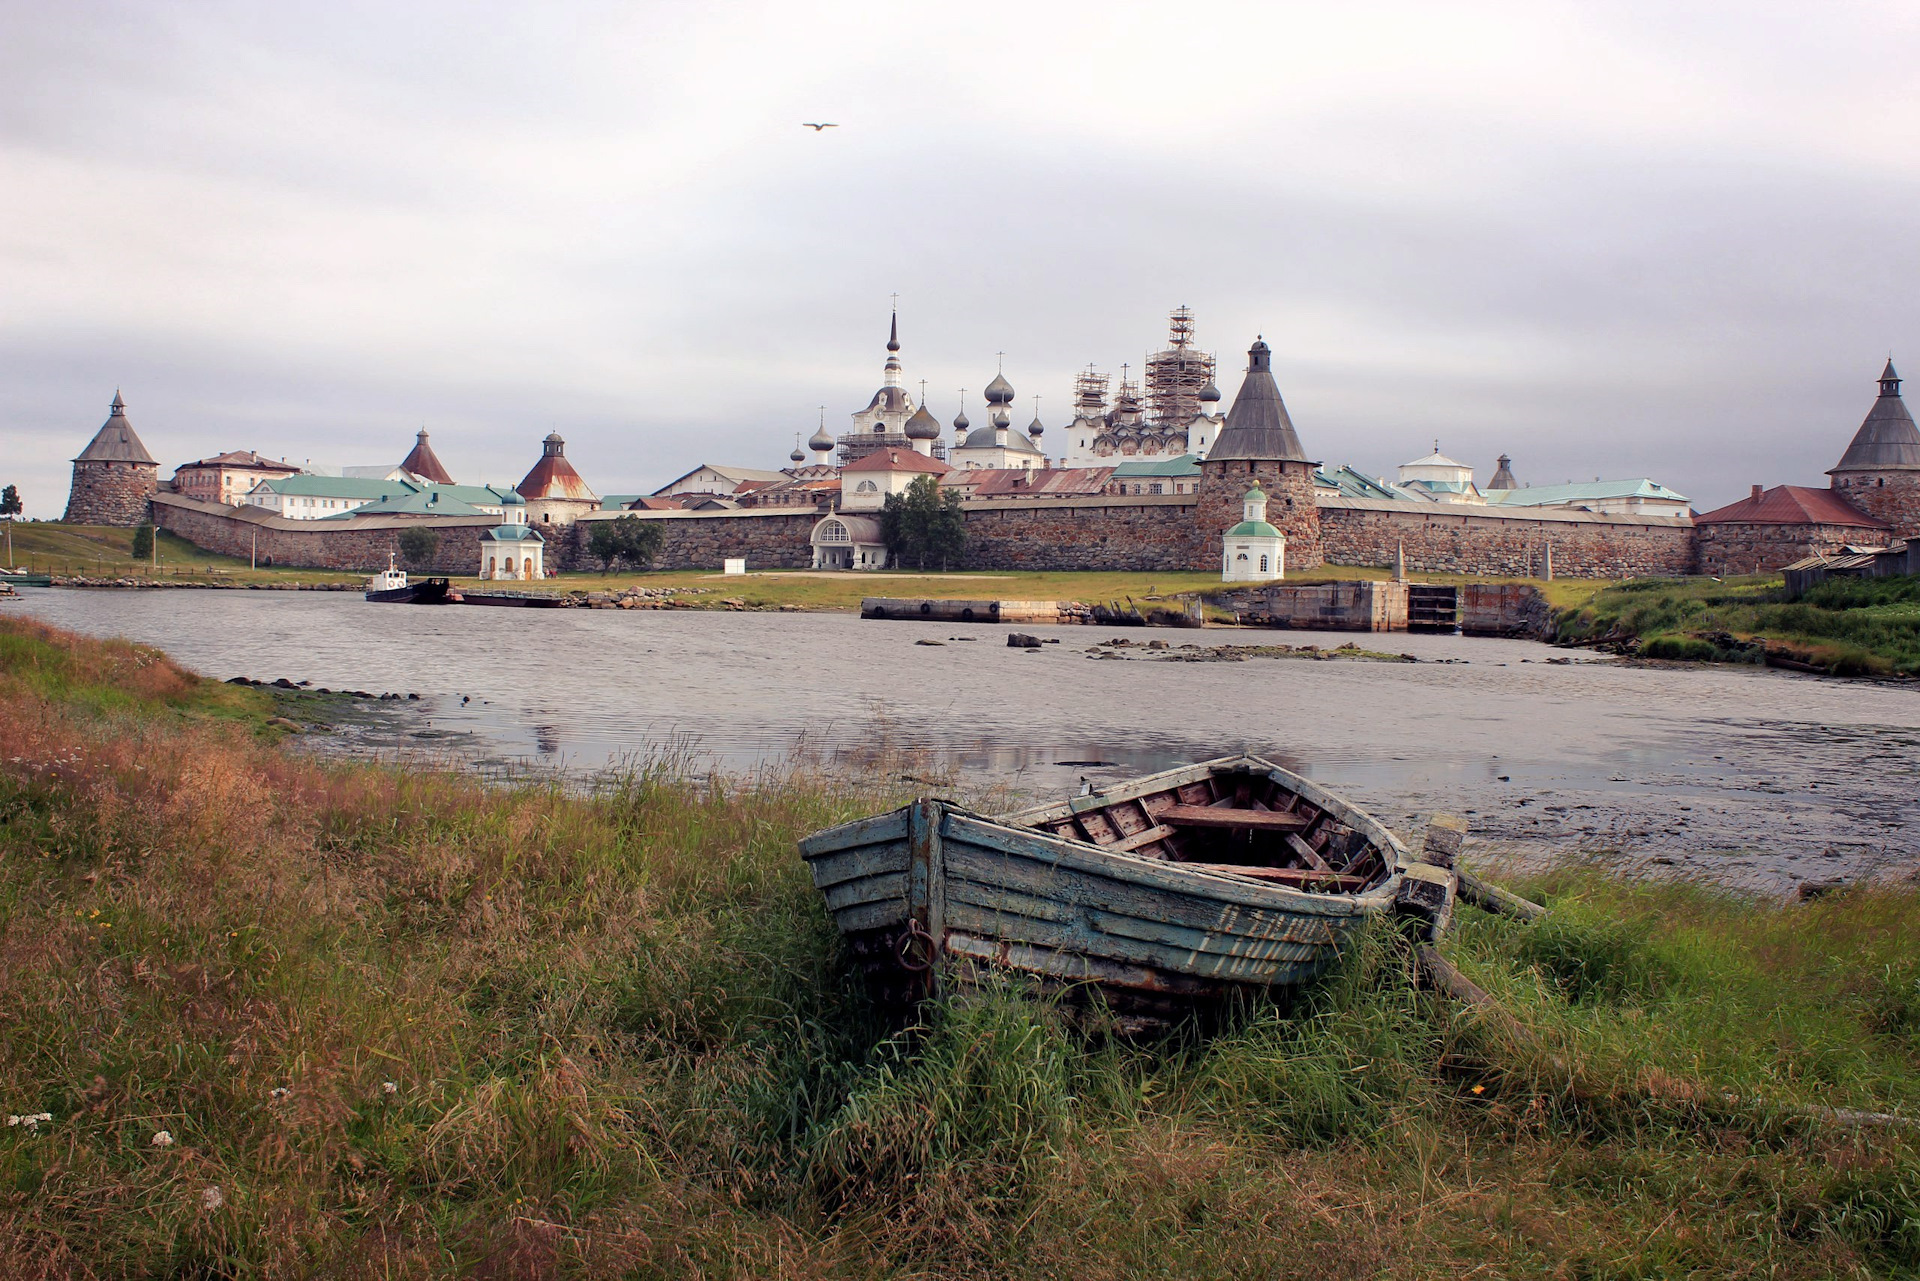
801,122,838,131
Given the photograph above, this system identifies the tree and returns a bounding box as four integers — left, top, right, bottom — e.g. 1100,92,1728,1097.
398,526,441,569
0,485,20,517
129,524,154,561
879,473,966,571
586,516,664,574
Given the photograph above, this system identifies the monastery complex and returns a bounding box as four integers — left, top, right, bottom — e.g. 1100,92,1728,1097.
57,308,1920,583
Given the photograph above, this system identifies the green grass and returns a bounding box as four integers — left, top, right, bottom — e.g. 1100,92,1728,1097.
1556,574,1920,675
5,615,1920,1275
5,521,355,586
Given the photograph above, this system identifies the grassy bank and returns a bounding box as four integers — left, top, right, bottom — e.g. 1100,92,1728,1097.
5,618,1920,1276
5,522,354,587
1555,573,1920,676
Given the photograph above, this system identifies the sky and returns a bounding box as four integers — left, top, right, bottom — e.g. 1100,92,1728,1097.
3,0,1918,518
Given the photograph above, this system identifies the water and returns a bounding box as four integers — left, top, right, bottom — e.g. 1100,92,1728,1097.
13,586,1920,891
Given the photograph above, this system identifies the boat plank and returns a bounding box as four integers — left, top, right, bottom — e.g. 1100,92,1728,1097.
804,841,910,889
1110,824,1176,853
946,876,1078,924
1160,805,1309,832
835,900,907,933
944,914,1337,986
1088,908,1339,956
1285,833,1332,872
821,871,906,913
944,840,1370,938
942,817,1385,918
798,809,910,858
1184,863,1368,889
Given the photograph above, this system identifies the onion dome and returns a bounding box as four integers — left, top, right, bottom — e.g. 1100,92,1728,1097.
809,423,835,453
502,490,525,505
790,445,806,463
1199,379,1222,405
953,406,970,433
904,404,941,440
990,406,1011,429
984,372,1016,405
886,311,900,353
1027,415,1044,439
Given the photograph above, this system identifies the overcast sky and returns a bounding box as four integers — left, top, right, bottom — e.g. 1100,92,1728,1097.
3,1,1918,518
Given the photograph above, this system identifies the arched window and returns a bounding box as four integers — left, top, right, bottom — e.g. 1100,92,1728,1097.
504,558,516,575
1259,555,1269,572
487,556,496,576
856,480,878,493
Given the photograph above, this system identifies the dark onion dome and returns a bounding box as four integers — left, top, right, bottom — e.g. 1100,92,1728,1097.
790,445,807,463
1027,415,1044,438
1199,378,1222,405
984,372,1016,405
953,406,970,432
990,406,1011,429
904,404,942,440
809,424,835,452
73,390,157,465
1831,359,1920,472
1207,336,1312,464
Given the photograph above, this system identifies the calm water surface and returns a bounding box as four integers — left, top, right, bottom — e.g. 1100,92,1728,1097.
14,586,1920,891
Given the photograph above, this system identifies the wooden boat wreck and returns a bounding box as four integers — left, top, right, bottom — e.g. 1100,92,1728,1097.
800,756,1454,1029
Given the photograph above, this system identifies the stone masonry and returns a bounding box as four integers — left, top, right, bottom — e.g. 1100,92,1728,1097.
1319,501,1694,578
1194,459,1322,571
64,460,158,527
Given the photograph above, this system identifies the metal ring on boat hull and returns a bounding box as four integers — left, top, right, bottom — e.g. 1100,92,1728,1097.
896,919,935,971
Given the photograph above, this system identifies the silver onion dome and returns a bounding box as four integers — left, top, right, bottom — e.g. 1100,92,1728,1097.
984,372,1016,405
904,404,942,440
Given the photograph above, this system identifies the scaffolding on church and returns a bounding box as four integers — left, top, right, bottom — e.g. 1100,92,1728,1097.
1144,305,1216,426
1073,365,1110,419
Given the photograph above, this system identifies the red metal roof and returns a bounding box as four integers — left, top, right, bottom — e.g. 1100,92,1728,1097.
841,448,950,475
964,466,1117,498
177,451,299,472
1693,484,1888,528
400,432,455,485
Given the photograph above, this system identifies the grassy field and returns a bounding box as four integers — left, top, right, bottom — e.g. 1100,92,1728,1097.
5,615,1920,1276
4,522,351,586
1555,573,1920,676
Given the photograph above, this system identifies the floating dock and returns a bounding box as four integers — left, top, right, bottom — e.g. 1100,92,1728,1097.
860,598,1077,624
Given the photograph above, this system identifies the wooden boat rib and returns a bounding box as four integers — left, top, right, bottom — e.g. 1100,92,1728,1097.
799,755,1413,1026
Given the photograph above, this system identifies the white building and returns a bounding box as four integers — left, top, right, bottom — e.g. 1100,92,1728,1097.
651,463,795,498
245,474,419,519
478,524,545,579
1396,445,1484,504
1483,477,1691,517
949,372,1047,470
838,447,951,512
1222,483,1286,582
809,514,887,570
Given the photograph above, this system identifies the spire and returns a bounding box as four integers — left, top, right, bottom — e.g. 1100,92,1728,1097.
110,389,125,412
882,312,903,387
1833,356,1920,472
1206,336,1310,464
1488,454,1518,491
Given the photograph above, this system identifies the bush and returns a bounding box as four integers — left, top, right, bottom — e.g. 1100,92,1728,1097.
397,526,440,569
586,515,663,573
1641,634,1717,662
128,524,153,561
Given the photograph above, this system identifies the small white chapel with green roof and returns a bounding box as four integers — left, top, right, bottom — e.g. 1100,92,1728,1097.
1221,483,1286,582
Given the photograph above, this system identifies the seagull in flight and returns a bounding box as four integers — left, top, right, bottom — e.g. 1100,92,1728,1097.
801,122,838,131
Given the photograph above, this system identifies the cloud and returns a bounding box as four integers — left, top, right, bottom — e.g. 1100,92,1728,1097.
2,0,1917,517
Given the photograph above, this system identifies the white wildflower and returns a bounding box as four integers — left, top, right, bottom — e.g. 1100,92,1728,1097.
202,1185,224,1211
8,1113,52,1132
151,1130,174,1147
382,1081,397,1095
269,1087,290,1100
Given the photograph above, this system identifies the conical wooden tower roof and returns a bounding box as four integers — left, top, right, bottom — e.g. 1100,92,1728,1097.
1832,359,1920,472
1206,338,1310,463
74,391,156,465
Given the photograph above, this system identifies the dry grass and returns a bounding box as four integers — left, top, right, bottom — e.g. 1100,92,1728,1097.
3,616,1920,1278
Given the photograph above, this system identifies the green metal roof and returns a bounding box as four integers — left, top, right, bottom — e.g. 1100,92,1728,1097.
1483,478,1688,507
255,475,420,499
1315,466,1404,501
1111,454,1202,478
327,490,489,518
480,524,544,542
1225,519,1283,538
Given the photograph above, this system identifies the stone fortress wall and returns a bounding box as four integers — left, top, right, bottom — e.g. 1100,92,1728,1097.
63,461,157,527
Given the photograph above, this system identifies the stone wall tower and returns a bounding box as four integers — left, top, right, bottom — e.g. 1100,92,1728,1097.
1193,337,1321,569
63,391,159,527
1829,360,1920,537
